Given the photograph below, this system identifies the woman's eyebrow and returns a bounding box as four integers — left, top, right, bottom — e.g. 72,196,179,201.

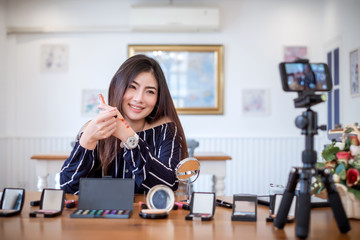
132,80,157,91
145,86,157,91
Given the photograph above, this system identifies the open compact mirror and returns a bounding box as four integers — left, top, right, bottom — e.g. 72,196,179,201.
185,192,216,221
175,157,200,202
30,188,65,218
140,185,175,219
0,188,25,217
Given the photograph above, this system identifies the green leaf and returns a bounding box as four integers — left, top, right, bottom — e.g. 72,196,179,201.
345,128,354,134
353,157,360,169
335,164,346,180
344,136,351,151
348,187,360,201
316,162,325,169
321,145,340,161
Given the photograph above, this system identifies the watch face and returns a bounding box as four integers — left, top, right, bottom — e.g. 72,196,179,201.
126,135,139,149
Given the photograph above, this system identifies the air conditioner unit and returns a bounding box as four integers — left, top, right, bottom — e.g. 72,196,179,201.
130,5,220,32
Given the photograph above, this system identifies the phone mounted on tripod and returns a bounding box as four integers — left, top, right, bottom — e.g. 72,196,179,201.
274,59,351,239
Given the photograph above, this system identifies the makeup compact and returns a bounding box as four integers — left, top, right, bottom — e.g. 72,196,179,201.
0,188,25,217
70,178,135,219
185,192,216,221
266,194,297,222
29,188,65,218
139,184,175,219
231,194,257,222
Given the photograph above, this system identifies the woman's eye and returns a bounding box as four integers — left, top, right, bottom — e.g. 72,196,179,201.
129,85,136,89
147,90,155,95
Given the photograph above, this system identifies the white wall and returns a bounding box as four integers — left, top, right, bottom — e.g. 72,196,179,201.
3,0,339,139
1,0,360,190
0,0,7,188
322,0,360,124
0,0,6,136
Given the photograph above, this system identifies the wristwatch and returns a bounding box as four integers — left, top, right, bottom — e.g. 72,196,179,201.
121,134,139,150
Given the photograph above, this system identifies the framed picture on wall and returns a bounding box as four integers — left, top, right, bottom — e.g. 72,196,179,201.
350,48,360,97
128,45,224,114
284,46,307,62
242,88,270,116
40,44,69,72
81,89,107,117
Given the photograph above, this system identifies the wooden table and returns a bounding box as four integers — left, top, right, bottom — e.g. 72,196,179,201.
31,152,232,195
1,192,359,240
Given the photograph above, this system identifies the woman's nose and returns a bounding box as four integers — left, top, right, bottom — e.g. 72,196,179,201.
133,90,143,102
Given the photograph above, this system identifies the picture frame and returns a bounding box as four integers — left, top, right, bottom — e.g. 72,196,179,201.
284,46,307,62
81,89,107,117
242,88,270,116
350,48,360,97
40,44,69,72
128,45,224,114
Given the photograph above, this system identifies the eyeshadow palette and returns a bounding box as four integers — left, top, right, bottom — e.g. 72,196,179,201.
71,209,131,219
70,178,135,219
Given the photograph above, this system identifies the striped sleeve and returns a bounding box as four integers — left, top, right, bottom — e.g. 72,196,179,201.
123,122,181,192
59,141,99,194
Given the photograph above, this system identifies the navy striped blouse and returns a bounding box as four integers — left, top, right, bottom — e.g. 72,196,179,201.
60,122,182,194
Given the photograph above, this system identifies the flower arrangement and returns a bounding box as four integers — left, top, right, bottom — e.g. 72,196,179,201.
312,124,360,201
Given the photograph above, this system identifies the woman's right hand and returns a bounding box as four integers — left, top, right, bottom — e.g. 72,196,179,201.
79,107,118,150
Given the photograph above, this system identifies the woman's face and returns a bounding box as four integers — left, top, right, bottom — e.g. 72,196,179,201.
122,71,158,122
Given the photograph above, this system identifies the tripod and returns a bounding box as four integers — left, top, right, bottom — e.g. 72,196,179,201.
273,94,351,239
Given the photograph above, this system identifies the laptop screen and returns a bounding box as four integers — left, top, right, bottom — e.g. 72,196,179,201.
78,178,135,210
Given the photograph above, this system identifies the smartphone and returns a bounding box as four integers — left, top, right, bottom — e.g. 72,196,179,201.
279,62,332,92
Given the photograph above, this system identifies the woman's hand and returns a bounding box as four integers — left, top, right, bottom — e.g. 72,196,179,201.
79,105,118,150
112,108,136,142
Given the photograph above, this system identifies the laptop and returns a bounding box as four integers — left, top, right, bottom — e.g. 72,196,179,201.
70,178,135,219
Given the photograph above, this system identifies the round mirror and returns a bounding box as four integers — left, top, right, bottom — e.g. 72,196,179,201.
175,157,200,183
146,185,175,213
175,157,200,202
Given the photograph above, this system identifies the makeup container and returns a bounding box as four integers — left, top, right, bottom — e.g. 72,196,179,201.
185,192,216,221
29,189,65,218
231,194,257,222
0,188,25,217
139,185,175,219
70,178,135,219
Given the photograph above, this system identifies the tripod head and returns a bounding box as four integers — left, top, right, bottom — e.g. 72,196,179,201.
294,94,327,168
294,92,327,134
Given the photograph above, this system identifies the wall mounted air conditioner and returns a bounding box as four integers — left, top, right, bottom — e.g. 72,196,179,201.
130,5,220,32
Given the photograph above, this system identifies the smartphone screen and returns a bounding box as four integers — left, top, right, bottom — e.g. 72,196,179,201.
279,62,332,92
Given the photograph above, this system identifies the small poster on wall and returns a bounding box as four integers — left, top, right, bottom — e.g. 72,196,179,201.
350,48,360,97
242,89,270,116
81,89,107,117
40,44,69,72
284,46,307,62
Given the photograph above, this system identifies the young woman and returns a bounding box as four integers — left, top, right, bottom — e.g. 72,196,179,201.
60,54,188,194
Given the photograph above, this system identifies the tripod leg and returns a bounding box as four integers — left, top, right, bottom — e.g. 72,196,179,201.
274,168,298,229
295,169,312,239
320,169,351,233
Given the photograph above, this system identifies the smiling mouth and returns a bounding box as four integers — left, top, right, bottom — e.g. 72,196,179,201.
130,104,144,111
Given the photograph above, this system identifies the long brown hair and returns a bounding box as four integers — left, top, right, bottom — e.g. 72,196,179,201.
98,54,188,174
